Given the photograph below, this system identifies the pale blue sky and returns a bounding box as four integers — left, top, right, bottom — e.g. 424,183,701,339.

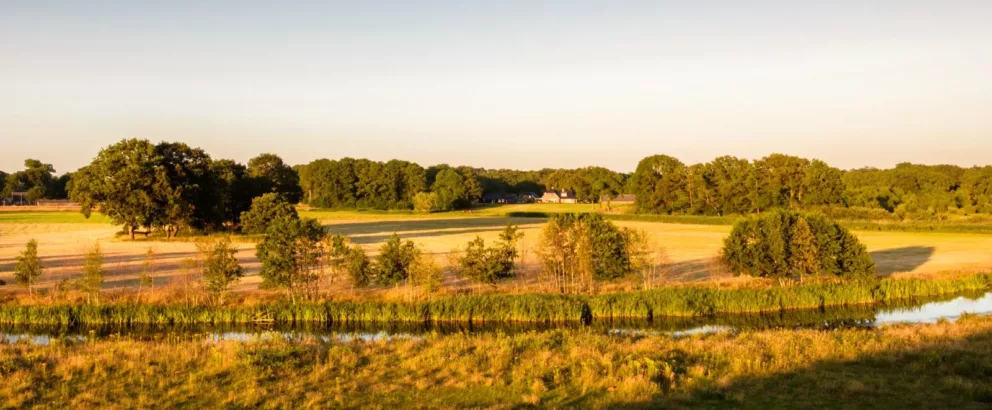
2,1,991,173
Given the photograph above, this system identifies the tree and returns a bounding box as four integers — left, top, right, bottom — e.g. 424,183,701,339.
802,160,845,207
152,142,219,237
788,217,819,282
198,237,245,303
240,193,299,234
345,245,372,287
79,242,106,304
409,250,442,299
374,233,418,286
255,217,327,303
722,210,875,281
247,153,303,203
13,239,43,294
70,139,163,239
431,168,469,210
211,159,254,226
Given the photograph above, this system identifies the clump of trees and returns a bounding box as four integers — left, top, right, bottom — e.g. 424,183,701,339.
722,210,876,282
2,159,70,202
536,214,646,293
455,224,523,286
70,138,300,238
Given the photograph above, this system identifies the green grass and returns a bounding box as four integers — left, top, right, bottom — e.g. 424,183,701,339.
3,274,988,326
0,211,108,224
3,315,992,408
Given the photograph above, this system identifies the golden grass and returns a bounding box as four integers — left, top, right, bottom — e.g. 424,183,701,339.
2,315,992,408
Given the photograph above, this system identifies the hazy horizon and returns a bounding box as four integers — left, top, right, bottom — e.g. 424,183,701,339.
3,1,991,174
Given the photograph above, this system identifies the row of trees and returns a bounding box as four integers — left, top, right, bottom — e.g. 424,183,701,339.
69,138,301,238
632,154,992,217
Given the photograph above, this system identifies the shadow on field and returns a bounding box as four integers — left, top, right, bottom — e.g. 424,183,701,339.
0,251,200,273
870,246,935,276
613,327,992,409
324,217,543,237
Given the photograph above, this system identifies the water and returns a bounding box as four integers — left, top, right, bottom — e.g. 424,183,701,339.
2,291,990,345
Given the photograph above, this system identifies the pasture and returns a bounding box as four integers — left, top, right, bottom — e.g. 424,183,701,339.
1,207,991,296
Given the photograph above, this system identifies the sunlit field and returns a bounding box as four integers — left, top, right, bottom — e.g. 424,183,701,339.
1,209,992,295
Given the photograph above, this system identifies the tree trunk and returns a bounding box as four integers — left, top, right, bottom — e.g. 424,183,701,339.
129,225,135,240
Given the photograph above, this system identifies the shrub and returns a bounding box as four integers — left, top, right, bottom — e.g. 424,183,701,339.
412,192,441,213
13,239,43,294
198,237,245,303
240,193,298,234
456,224,523,285
722,209,875,281
79,242,106,304
345,245,372,287
256,217,327,302
374,233,419,286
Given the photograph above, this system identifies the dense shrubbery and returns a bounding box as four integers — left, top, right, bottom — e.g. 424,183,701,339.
722,210,875,281
455,224,523,285
256,216,327,303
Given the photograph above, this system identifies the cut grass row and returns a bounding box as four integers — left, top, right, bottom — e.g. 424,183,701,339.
2,274,989,326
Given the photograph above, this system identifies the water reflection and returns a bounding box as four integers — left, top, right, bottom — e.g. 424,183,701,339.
2,291,990,345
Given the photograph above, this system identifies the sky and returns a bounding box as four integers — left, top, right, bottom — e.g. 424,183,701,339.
2,1,991,174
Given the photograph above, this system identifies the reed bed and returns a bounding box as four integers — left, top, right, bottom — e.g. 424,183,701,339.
1,274,989,326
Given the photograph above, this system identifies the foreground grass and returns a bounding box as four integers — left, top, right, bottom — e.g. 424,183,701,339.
2,274,989,326
2,315,992,408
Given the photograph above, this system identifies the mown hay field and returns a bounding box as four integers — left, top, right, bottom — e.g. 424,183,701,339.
0,209,990,296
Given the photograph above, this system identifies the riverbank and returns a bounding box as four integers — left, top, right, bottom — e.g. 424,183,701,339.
3,313,992,408
2,274,989,326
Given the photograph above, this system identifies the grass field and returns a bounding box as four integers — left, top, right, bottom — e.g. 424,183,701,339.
2,314,992,408
0,211,108,225
1,208,991,296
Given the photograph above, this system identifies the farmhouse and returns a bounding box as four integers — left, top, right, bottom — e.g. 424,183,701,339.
540,189,578,204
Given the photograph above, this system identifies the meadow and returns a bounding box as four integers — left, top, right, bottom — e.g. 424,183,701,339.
2,314,992,408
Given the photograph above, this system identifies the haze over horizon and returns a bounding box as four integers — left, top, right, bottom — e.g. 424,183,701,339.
2,1,991,174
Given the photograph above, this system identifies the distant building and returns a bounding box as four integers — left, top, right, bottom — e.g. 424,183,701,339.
1,192,30,206
540,189,578,204
481,193,520,204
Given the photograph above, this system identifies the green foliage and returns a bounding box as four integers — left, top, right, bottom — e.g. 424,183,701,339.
344,245,372,287
198,237,245,301
537,214,641,293
79,242,106,303
374,233,419,286
256,217,327,302
70,139,162,237
296,158,425,210
412,192,441,213
2,159,60,201
247,153,302,203
722,210,876,280
13,239,43,293
456,224,523,285
431,168,469,211
240,193,299,234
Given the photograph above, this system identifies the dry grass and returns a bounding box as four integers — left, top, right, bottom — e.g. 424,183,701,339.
2,314,992,408
1,214,991,297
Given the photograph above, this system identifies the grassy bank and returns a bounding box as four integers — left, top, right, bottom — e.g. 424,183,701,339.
2,274,989,326
3,315,992,408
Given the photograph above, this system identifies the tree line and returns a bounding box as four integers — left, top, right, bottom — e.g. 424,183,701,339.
632,154,992,217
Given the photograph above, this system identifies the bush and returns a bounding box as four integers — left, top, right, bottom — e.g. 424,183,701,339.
198,237,245,302
412,192,441,213
13,239,43,294
456,224,522,285
722,209,875,281
240,193,298,234
374,233,419,286
255,217,327,302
